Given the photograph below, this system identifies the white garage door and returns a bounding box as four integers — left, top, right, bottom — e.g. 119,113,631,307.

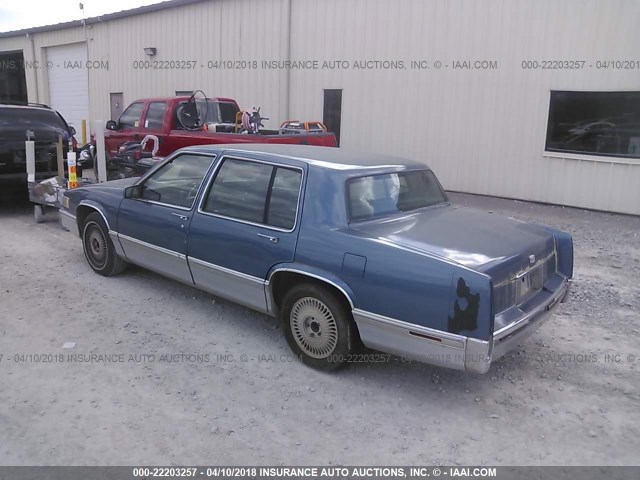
46,43,89,134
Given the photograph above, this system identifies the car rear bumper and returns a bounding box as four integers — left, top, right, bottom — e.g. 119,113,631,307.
489,277,571,363
352,277,570,374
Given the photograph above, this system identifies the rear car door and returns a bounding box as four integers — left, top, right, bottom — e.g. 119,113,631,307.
187,155,305,312
116,153,215,283
139,101,168,152
105,102,144,157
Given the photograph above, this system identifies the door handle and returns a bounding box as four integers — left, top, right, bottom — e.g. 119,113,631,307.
171,212,189,221
257,233,279,243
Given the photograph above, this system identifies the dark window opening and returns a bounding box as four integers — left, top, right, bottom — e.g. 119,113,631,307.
546,91,640,159
0,51,28,104
323,89,342,146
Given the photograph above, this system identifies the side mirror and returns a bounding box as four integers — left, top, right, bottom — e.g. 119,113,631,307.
69,126,77,136
124,185,141,199
106,120,118,131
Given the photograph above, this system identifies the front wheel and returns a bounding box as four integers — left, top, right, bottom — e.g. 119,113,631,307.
82,212,128,276
281,284,354,371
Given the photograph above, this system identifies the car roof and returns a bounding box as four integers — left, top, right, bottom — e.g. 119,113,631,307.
0,103,54,111
184,144,429,170
131,96,238,103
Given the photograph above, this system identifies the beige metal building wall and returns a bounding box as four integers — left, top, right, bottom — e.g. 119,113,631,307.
1,0,639,214
287,0,640,215
0,0,291,126
85,0,290,124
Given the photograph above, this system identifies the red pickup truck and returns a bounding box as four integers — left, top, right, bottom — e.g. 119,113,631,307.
104,96,337,158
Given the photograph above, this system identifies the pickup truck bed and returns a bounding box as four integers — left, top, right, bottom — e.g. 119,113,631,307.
105,96,337,159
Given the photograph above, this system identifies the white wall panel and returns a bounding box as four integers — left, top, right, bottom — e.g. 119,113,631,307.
46,42,89,131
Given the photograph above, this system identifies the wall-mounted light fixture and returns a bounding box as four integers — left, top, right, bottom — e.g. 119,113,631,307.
143,47,157,56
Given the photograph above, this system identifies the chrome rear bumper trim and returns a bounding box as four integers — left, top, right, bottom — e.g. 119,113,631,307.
494,277,570,342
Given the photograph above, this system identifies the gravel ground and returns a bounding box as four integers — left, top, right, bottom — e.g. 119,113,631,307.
0,193,638,466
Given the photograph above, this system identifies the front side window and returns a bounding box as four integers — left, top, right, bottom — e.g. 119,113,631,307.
118,102,144,129
546,91,640,159
348,170,447,221
144,102,167,129
140,154,213,208
202,158,302,230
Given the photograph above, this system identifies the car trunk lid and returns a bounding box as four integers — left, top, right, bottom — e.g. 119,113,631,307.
349,204,555,282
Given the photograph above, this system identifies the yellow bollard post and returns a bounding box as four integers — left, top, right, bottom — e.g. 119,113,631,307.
81,119,87,144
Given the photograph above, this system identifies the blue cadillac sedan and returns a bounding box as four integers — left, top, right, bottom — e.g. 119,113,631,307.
60,144,572,373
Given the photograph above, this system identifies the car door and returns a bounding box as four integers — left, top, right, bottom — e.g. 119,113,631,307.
187,155,305,312
116,152,216,283
105,101,144,157
139,101,168,152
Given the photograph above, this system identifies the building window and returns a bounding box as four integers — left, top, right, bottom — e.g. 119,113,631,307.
545,91,640,159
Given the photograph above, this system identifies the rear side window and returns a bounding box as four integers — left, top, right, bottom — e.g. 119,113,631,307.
202,158,302,230
348,170,447,221
267,167,303,229
218,102,240,123
118,102,144,128
144,102,167,129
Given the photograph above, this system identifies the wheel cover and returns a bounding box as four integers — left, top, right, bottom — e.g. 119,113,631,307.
290,297,339,358
84,222,107,269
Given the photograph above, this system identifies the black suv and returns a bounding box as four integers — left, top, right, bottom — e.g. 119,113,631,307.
0,103,76,199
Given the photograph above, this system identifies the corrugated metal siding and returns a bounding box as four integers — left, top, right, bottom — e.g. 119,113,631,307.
87,0,289,124
288,0,640,214
1,0,638,213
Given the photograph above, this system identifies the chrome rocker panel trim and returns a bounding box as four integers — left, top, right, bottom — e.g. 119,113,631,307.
58,209,76,233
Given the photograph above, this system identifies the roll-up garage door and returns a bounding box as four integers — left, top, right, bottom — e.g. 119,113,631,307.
46,43,89,133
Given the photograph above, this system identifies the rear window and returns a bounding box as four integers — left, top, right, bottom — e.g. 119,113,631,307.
348,170,447,221
218,102,240,123
174,100,240,128
0,107,68,130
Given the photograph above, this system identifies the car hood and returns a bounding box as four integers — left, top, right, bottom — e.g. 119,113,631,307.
87,177,140,190
349,204,555,281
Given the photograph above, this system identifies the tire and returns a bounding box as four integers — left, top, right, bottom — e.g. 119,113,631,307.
281,283,354,371
82,212,128,276
34,205,44,224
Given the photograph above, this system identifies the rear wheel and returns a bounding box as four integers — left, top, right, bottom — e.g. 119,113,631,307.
281,284,353,371
34,205,44,224
82,212,127,276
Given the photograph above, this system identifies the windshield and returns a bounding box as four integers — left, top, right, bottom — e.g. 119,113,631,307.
0,107,69,131
348,170,448,221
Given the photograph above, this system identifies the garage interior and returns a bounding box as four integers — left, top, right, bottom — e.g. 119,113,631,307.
0,51,28,103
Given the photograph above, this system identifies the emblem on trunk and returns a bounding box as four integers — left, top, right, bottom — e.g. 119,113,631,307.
529,254,536,264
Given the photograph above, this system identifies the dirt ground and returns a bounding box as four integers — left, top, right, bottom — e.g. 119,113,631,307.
0,192,638,466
